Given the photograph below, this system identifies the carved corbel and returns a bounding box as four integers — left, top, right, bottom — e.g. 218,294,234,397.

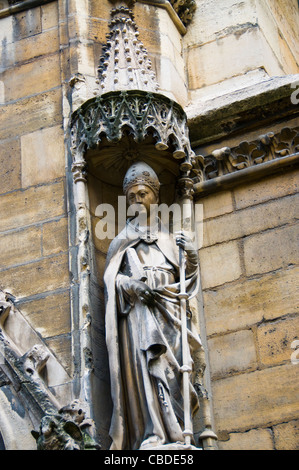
71,161,88,184
177,176,194,201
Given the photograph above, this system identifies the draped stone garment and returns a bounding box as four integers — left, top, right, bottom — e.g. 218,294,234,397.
103,219,201,450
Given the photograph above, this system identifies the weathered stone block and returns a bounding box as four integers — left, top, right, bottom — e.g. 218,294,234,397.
45,334,72,376
256,0,299,73
203,267,299,336
0,137,21,194
0,181,65,232
19,290,71,338
257,315,299,367
88,0,112,20
200,190,234,220
218,428,274,450
243,224,299,276
208,329,257,378
187,27,276,90
233,169,299,210
16,29,60,64
21,125,65,187
12,7,42,41
157,56,188,106
158,7,183,55
199,240,242,289
213,364,299,433
184,0,258,46
0,16,13,45
42,218,69,257
0,226,42,269
0,89,62,140
0,253,69,299
41,1,59,31
203,194,299,247
1,29,60,71
273,419,299,450
3,54,61,102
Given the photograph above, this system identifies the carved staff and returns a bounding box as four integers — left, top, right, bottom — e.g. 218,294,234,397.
177,177,195,447
178,243,193,447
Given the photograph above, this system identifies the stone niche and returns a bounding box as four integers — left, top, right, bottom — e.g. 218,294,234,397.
85,136,177,442
69,0,214,449
77,118,195,448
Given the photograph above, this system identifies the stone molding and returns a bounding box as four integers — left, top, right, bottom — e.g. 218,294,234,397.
187,75,299,147
0,290,70,404
0,291,99,450
198,126,299,180
0,0,196,30
0,0,52,18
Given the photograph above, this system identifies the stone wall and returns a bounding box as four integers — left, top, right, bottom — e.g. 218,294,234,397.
192,84,299,448
196,166,299,449
0,1,73,396
184,0,299,103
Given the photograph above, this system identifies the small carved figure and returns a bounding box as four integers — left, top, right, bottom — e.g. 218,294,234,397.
104,162,201,450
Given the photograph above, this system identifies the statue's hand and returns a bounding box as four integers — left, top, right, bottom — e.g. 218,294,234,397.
175,232,198,272
120,278,155,307
175,231,197,256
130,280,156,306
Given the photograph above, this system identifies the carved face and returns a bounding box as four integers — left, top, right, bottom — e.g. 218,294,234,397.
126,184,158,218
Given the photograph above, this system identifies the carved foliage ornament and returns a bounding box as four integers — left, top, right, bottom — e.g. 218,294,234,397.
108,1,196,27
169,0,196,26
194,126,299,182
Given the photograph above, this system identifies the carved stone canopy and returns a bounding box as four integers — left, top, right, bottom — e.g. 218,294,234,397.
71,0,198,184
71,90,196,180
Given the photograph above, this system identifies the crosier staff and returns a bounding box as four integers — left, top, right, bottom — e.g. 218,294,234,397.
176,175,197,447
178,238,193,447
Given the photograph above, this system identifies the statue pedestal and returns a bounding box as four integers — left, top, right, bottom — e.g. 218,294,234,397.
139,442,201,451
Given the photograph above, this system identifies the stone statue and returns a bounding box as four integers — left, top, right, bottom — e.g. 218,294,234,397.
104,161,202,450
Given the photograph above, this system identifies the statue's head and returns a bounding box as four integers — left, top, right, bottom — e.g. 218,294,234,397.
123,162,160,221
123,162,160,199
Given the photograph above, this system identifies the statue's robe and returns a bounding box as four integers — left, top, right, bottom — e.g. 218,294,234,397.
104,219,201,450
